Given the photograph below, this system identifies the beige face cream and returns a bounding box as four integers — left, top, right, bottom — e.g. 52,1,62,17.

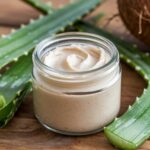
32,32,121,136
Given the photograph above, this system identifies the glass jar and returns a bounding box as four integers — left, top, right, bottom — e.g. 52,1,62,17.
32,32,121,136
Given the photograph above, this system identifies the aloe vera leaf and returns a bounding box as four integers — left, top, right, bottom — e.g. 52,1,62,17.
0,0,101,69
0,54,32,127
19,1,150,149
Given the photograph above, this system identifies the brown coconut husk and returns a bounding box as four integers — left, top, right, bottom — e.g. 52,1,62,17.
118,0,150,46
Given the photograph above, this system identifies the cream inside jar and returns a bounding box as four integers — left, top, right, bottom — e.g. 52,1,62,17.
44,44,110,72
32,32,121,136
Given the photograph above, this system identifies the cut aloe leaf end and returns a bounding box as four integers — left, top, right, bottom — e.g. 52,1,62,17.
104,128,137,150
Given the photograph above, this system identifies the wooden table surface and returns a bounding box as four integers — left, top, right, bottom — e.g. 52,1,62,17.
0,0,148,150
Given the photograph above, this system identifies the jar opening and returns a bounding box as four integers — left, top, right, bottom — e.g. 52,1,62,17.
33,32,119,76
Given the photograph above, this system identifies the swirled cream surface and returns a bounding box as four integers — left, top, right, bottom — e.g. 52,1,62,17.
33,43,121,135
44,44,110,72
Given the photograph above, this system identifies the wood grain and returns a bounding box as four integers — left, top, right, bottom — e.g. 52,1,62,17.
0,0,148,150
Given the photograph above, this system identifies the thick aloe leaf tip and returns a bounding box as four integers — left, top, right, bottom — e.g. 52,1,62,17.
104,128,137,150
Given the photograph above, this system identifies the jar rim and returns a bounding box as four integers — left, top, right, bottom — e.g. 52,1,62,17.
33,32,119,76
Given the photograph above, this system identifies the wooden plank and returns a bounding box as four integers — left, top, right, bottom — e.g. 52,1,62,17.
0,0,148,150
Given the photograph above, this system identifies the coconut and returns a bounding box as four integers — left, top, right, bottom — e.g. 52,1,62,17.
118,0,150,46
